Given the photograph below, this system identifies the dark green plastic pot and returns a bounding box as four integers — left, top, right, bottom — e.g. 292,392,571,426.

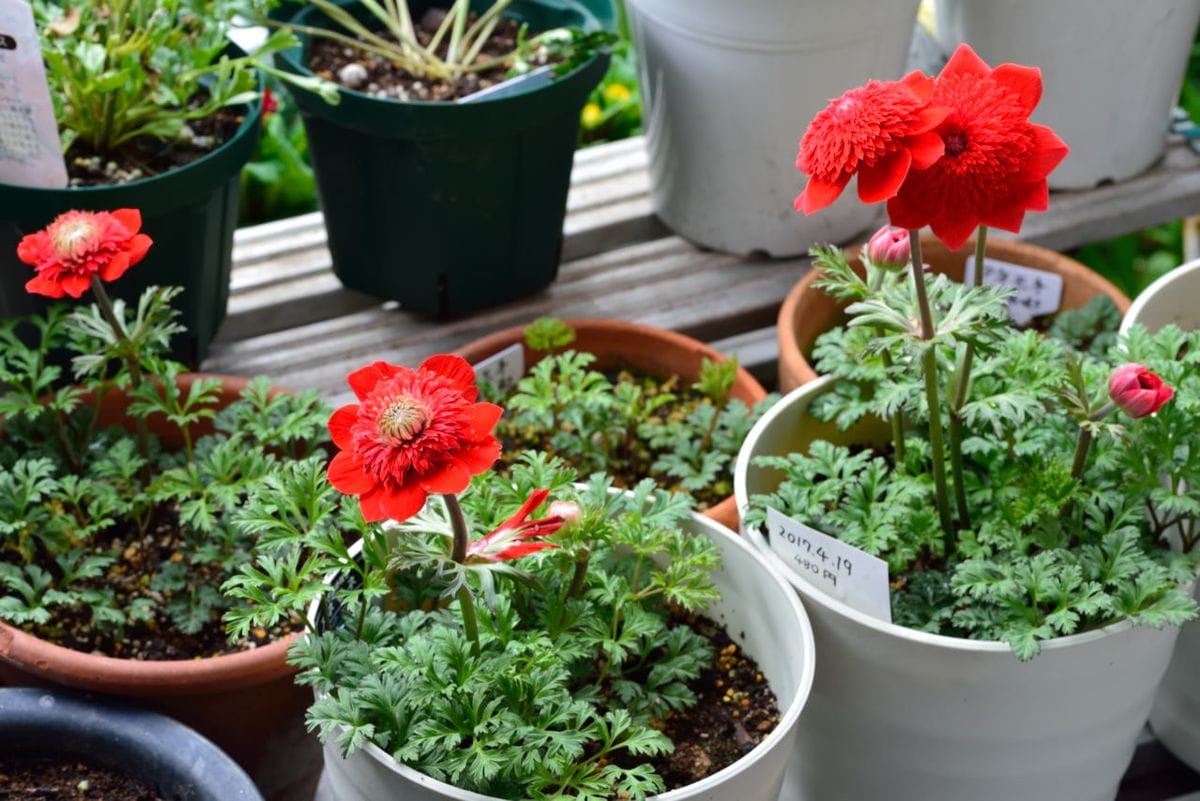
277,0,608,315
0,70,262,366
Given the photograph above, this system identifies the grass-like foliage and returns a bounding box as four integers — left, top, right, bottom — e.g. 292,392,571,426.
483,323,776,512
0,290,329,650
747,245,1200,659
225,456,722,799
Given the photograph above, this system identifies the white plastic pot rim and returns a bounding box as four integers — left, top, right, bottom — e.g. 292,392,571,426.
1119,257,1200,335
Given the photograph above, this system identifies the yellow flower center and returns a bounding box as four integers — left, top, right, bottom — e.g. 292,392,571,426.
50,217,99,260
378,395,430,442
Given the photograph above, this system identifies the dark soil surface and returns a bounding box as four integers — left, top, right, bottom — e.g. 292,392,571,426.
309,10,532,101
11,502,297,661
625,613,781,791
64,106,241,187
0,756,164,800
495,369,734,512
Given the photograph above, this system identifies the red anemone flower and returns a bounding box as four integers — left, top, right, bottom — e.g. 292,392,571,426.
328,355,502,523
887,44,1069,249
17,209,152,299
466,489,566,562
795,71,948,215
1108,364,1174,419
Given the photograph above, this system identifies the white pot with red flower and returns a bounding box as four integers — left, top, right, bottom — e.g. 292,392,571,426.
1119,261,1200,774
626,0,920,256
225,355,817,801
935,0,1200,189
730,44,1200,800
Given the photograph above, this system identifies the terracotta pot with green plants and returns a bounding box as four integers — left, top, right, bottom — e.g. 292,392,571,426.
273,0,611,315
0,209,333,801
223,353,815,801
733,44,1200,801
455,318,774,531
0,0,335,364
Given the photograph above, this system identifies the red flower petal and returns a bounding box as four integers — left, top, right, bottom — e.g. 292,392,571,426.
98,252,131,282
110,208,142,236
942,42,991,78
420,461,472,494
795,175,847,215
930,213,981,252
467,403,504,438
858,149,912,204
1025,125,1070,179
24,273,65,299
900,70,936,103
328,450,375,494
328,404,359,449
455,440,501,474
420,354,477,392
127,233,152,267
348,361,404,401
905,131,946,170
377,482,429,522
59,272,92,299
992,63,1043,114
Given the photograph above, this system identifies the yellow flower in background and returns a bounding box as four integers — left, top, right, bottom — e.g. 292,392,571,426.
581,103,603,128
602,84,632,104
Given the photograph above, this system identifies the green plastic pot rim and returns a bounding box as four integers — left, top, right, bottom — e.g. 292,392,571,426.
0,44,262,206
276,0,604,109
737,374,1186,657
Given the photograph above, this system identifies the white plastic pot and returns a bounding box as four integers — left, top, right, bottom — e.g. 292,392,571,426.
734,376,1184,801
1121,259,1200,772
320,510,816,801
625,0,919,257
936,0,1200,190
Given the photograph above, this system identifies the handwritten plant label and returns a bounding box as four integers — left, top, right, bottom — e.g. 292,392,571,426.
963,257,1063,326
473,343,525,394
766,507,892,623
0,0,68,188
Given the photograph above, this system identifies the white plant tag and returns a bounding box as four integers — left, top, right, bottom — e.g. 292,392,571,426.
962,257,1063,326
766,507,892,623
473,343,525,394
0,0,67,188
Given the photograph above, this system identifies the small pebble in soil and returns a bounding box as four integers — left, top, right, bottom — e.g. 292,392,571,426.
338,62,369,88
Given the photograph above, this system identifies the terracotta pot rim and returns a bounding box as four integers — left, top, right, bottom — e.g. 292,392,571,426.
776,235,1131,390
455,317,768,404
0,371,298,696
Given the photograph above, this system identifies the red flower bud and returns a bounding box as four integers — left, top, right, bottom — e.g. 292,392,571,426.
1107,363,1174,419
866,225,910,270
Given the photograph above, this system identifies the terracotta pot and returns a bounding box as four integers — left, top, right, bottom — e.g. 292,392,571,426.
455,319,767,531
0,374,320,801
776,236,1132,392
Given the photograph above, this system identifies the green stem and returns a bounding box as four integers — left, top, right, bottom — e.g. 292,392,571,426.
943,228,989,530
565,548,591,600
90,276,149,461
868,264,906,463
1070,401,1117,480
444,493,480,654
909,232,955,550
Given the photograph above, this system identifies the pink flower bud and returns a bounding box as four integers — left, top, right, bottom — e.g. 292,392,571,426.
1108,363,1174,419
547,500,582,525
866,225,910,270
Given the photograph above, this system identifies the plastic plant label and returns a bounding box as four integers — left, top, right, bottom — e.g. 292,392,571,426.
459,65,554,104
473,343,525,394
963,257,1063,326
766,507,892,623
0,0,68,188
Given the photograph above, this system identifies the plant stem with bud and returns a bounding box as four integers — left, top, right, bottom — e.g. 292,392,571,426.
909,232,956,551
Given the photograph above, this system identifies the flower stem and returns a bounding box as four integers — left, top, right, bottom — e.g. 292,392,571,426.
1070,401,1117,480
909,232,955,551
90,276,149,460
443,493,480,654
